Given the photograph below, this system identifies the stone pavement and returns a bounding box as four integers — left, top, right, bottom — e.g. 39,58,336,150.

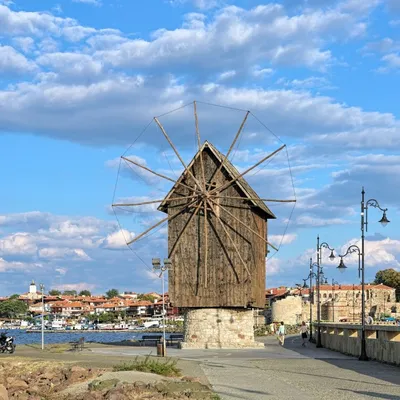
90,336,400,400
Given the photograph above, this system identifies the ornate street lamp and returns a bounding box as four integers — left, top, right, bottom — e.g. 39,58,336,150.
304,259,318,342
337,244,367,359
152,258,172,357
316,236,335,348
348,187,390,361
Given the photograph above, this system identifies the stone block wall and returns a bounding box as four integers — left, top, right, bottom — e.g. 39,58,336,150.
271,296,303,325
180,308,264,349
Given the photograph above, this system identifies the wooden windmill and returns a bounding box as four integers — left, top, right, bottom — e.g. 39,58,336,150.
113,102,295,311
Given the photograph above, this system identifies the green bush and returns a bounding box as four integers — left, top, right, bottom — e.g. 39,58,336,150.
113,354,181,377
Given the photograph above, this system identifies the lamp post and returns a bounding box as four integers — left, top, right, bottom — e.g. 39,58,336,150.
339,187,390,361
152,258,172,357
40,283,45,351
316,235,335,348
337,244,368,359
331,279,339,323
304,259,318,342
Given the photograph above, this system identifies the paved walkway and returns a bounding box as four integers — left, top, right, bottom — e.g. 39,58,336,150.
91,336,400,400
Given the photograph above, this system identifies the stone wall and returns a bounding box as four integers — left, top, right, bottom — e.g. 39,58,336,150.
271,296,303,325
319,322,400,365
180,308,264,349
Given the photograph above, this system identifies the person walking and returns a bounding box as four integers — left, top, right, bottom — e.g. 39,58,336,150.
300,321,308,347
278,321,286,346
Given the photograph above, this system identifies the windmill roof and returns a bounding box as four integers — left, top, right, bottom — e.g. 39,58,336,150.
159,141,276,219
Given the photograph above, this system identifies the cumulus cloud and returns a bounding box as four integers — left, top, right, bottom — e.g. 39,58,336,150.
101,229,135,249
0,257,41,272
0,45,37,75
0,233,38,256
338,237,400,268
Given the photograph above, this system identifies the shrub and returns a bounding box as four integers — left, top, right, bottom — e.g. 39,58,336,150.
113,354,181,377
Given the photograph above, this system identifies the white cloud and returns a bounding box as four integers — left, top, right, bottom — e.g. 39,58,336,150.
12,37,35,53
53,282,97,291
266,258,281,276
379,53,400,71
0,233,37,256
217,70,236,81
0,45,37,75
294,215,351,227
55,267,67,275
278,76,335,90
38,247,91,261
269,233,297,245
0,257,41,272
251,66,274,78
101,229,135,249
338,237,400,268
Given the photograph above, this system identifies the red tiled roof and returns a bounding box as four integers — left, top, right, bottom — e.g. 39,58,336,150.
129,301,153,307
265,288,289,297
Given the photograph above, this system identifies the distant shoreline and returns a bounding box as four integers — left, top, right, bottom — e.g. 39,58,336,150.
25,328,183,334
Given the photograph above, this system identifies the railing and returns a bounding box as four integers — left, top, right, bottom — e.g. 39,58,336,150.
318,322,400,365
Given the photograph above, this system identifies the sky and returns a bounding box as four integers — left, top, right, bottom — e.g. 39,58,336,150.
0,0,399,296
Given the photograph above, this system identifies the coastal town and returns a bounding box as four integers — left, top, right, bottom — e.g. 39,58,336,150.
1,278,399,332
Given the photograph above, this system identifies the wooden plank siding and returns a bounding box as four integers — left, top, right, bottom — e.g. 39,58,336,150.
166,146,269,308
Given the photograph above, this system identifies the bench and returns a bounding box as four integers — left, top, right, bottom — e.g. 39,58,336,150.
167,334,184,346
139,335,162,346
70,337,85,351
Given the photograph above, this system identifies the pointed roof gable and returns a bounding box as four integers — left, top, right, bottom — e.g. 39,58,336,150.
159,141,276,219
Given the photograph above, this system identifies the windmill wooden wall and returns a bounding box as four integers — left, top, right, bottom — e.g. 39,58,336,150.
161,143,273,309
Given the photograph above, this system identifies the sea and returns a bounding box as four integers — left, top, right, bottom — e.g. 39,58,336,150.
2,330,176,346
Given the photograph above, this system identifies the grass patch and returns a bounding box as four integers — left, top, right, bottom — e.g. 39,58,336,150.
113,354,181,377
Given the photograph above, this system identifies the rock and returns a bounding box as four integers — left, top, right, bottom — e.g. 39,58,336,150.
88,379,119,392
0,384,8,400
38,372,56,381
7,378,28,391
70,366,87,374
68,366,89,384
27,385,40,396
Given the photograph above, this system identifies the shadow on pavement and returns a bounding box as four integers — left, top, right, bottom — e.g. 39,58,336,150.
215,385,270,399
282,336,400,387
339,389,400,399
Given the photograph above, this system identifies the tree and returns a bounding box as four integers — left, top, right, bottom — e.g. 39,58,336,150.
49,289,61,296
79,290,91,296
0,300,28,318
62,290,77,296
9,294,20,300
137,294,156,302
374,268,400,301
106,289,119,299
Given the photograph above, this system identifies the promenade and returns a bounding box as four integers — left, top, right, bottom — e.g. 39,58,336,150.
91,335,400,400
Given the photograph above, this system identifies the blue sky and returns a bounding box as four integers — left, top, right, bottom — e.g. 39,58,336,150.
0,0,399,296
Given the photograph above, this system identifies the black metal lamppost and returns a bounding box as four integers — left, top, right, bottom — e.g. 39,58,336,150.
303,259,319,342
337,244,365,359
331,279,339,323
316,236,335,348
337,188,390,361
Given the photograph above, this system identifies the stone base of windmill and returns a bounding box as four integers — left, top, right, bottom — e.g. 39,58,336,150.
180,308,264,349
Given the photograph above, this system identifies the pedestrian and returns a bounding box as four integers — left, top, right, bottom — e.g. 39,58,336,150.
269,321,275,335
278,321,286,346
300,321,308,346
